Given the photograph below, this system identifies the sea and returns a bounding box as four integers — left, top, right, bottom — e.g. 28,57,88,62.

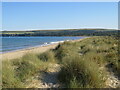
1,36,86,53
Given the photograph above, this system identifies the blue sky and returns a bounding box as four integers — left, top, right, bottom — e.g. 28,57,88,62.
2,2,118,31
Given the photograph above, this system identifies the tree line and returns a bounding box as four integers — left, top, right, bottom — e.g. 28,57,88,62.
1,30,119,37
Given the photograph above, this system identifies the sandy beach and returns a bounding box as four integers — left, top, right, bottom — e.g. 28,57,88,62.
1,43,59,60
1,38,86,61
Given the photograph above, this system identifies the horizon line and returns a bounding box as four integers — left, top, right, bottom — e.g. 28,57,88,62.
1,28,118,31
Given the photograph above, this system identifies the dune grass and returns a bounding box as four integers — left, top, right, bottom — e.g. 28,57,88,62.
2,51,57,88
2,60,24,88
12,53,44,82
2,36,119,88
55,36,119,88
57,51,106,88
38,50,56,63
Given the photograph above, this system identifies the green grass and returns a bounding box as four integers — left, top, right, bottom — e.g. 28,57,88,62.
2,36,119,88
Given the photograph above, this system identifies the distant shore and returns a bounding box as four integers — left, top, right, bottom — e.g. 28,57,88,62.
1,38,87,61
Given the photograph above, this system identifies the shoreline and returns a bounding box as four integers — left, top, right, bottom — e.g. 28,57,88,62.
1,43,59,60
1,38,88,60
1,40,64,54
1,36,87,54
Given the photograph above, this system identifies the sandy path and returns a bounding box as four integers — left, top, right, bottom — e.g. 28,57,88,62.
26,63,61,88
105,65,120,88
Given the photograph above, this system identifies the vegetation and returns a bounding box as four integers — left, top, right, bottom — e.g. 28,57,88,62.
1,29,119,37
2,60,23,88
58,55,106,88
2,52,56,88
55,36,119,88
2,36,119,88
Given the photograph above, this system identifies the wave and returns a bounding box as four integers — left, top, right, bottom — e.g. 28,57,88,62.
40,40,70,47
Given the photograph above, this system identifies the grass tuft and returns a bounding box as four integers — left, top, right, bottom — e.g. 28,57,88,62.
2,60,23,88
58,55,105,88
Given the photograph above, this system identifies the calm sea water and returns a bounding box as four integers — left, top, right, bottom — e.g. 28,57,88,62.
1,36,85,53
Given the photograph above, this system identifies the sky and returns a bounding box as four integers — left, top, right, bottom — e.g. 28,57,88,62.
2,2,118,31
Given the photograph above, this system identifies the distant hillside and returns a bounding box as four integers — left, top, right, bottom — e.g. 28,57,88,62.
1,29,119,37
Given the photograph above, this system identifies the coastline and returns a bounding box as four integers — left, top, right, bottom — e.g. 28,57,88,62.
1,38,88,60
1,43,59,60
